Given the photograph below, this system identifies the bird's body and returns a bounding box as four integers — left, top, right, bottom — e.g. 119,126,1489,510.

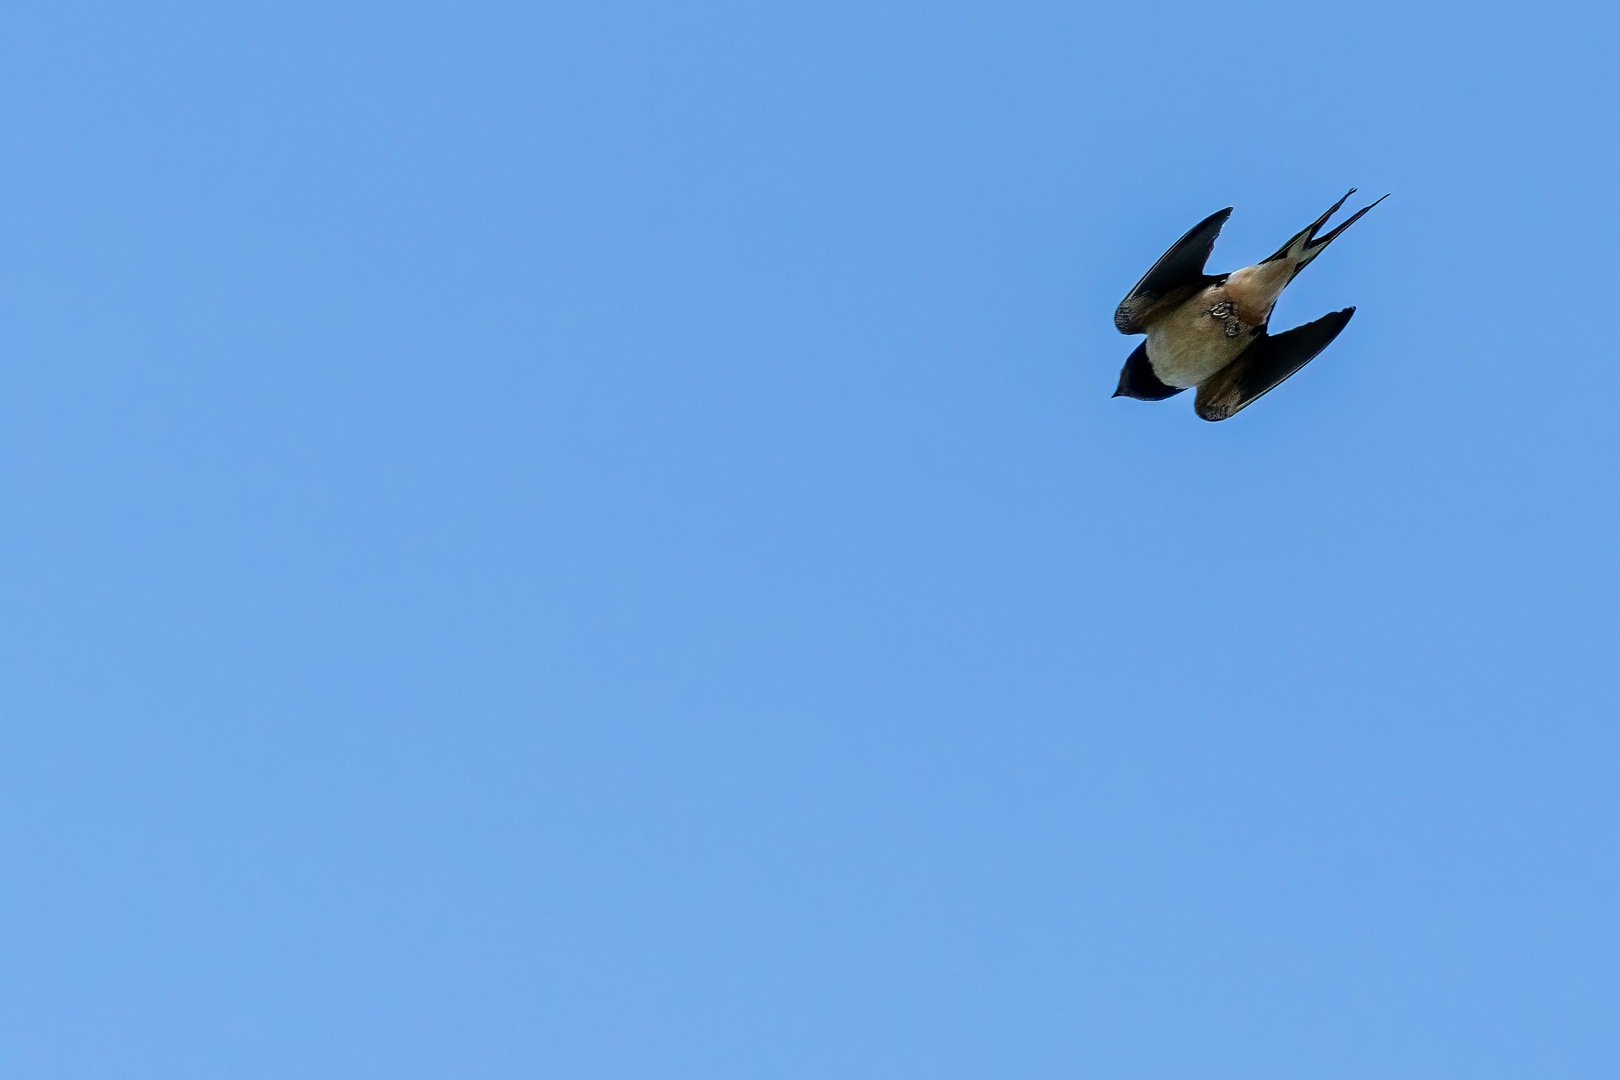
1113,190,1385,420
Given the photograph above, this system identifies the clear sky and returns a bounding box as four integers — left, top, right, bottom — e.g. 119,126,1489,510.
4,1,1618,1077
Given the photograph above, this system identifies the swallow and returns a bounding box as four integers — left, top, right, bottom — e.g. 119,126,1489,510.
1112,190,1386,420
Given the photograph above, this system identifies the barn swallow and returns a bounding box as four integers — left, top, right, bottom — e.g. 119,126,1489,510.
1113,190,1386,420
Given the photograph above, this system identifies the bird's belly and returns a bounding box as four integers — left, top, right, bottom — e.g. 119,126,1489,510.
1146,311,1252,388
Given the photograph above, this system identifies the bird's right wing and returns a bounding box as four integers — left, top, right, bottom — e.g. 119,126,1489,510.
1113,207,1232,334
1194,308,1355,421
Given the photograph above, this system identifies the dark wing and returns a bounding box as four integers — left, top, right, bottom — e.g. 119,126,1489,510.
1194,307,1355,421
1114,207,1232,334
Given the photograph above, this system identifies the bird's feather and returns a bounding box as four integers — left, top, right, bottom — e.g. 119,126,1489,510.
1264,190,1389,281
1194,308,1355,421
1114,207,1231,334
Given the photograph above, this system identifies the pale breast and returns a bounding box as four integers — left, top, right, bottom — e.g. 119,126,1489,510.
1145,285,1256,388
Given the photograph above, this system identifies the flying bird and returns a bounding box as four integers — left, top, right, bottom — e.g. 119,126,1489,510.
1112,190,1386,420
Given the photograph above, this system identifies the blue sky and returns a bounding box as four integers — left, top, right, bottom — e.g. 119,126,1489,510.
4,1,1618,1076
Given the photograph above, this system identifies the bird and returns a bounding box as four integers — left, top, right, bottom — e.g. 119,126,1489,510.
1112,190,1386,420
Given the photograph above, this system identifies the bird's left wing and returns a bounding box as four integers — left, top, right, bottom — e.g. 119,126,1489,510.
1194,308,1355,421
1114,207,1232,334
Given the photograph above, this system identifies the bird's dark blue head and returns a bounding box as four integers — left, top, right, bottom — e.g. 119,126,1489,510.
1112,341,1186,401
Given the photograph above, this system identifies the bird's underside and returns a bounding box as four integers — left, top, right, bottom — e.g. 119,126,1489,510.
1112,190,1384,420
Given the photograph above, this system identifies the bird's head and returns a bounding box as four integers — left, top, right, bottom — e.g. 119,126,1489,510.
1113,341,1185,401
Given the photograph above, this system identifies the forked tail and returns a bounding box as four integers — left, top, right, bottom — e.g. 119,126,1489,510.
1264,189,1389,279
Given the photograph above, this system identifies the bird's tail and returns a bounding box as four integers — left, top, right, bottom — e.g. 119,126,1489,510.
1264,189,1388,279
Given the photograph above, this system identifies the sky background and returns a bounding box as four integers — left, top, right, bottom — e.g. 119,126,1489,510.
4,1,1618,1077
